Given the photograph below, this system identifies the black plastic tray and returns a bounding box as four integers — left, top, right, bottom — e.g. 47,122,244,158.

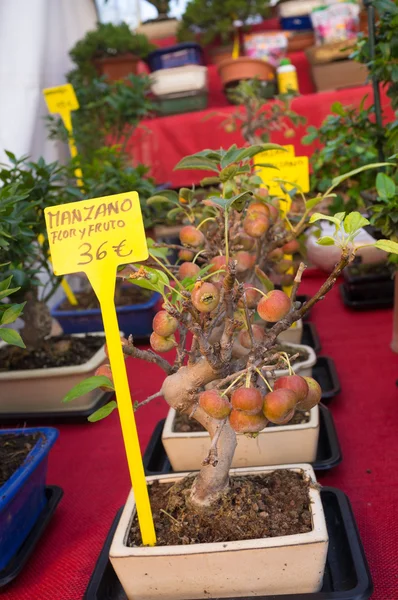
0,391,114,425
84,487,372,600
142,403,341,477
340,284,394,310
343,263,392,285
302,322,321,354
313,356,340,404
0,486,64,587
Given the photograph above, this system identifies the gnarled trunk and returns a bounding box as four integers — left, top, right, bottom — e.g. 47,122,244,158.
21,291,52,349
161,357,237,507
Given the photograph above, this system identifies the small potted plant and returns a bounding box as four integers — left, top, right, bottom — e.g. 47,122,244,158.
0,156,107,417
0,289,59,572
177,0,270,67
69,22,155,81
136,0,180,40
67,145,396,598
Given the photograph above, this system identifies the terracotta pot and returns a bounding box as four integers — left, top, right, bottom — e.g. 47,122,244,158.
218,57,275,87
94,54,140,81
209,45,234,66
110,464,328,599
287,32,315,52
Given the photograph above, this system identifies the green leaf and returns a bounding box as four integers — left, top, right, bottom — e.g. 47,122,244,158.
63,375,114,403
220,144,241,169
254,163,280,169
174,156,220,173
204,196,228,209
236,143,287,163
166,207,182,221
317,236,336,246
331,101,346,116
309,213,342,227
374,240,398,254
129,265,168,294
0,327,25,348
147,194,179,207
330,163,393,189
88,400,117,422
0,275,13,293
0,287,20,301
1,302,26,325
226,191,253,211
200,176,221,186
146,238,170,259
254,266,274,291
376,172,396,199
343,212,370,234
305,196,323,211
334,212,346,222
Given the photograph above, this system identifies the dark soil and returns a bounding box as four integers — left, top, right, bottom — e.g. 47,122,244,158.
0,433,42,487
59,283,153,311
173,409,310,433
273,344,310,364
0,335,104,371
128,470,312,546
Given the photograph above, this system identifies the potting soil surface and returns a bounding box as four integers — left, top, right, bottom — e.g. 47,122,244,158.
173,409,311,433
0,433,41,487
128,470,312,546
59,284,153,311
0,335,104,370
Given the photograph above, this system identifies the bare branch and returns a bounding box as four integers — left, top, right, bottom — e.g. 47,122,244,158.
290,261,306,303
134,390,163,411
123,336,174,375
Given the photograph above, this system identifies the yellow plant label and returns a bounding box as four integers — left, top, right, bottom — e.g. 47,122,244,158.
259,155,310,197
44,192,156,546
43,83,79,115
257,144,295,160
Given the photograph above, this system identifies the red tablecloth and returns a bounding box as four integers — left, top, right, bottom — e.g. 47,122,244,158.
2,274,398,599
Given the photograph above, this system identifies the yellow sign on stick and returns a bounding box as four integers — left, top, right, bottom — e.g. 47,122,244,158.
44,192,156,546
43,84,83,185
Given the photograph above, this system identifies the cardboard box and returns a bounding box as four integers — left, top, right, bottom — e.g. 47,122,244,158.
310,59,368,92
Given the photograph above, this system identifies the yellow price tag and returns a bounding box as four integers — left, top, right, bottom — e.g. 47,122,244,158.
43,84,83,186
44,192,156,546
257,155,309,197
257,145,295,160
43,83,79,114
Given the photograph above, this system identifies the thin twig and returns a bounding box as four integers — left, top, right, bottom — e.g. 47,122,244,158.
123,336,174,375
134,390,163,411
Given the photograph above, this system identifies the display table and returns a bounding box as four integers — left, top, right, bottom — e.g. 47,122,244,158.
129,64,394,187
2,273,397,599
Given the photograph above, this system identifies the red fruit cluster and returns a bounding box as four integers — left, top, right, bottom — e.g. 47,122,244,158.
178,262,200,280
263,374,321,425
199,389,231,419
257,290,291,322
229,386,267,433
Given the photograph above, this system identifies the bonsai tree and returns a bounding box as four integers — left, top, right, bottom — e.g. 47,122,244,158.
69,22,155,80
177,0,270,47
65,145,398,508
221,80,306,146
0,155,72,348
46,72,154,160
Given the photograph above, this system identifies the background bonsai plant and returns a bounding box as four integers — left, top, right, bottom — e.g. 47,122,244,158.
69,22,155,80
0,274,25,348
65,145,398,503
177,0,270,47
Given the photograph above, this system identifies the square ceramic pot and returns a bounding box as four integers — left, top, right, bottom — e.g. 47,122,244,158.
110,464,328,600
0,333,106,414
162,404,319,471
277,318,303,344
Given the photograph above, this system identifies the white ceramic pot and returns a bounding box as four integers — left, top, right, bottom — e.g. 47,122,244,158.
150,65,208,96
277,318,303,344
162,404,319,471
306,224,386,272
0,333,107,414
273,342,316,378
136,18,179,40
110,464,328,600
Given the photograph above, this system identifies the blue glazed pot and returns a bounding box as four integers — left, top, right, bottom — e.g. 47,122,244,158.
51,292,161,338
0,427,58,570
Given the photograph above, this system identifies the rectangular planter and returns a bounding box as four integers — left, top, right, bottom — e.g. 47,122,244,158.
110,464,328,600
51,292,160,337
162,405,319,471
0,333,106,414
277,318,303,344
0,427,58,570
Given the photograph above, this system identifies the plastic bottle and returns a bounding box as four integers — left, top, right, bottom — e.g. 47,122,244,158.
277,58,299,94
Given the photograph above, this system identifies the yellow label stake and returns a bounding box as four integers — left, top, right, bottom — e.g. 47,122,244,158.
44,192,156,546
43,84,83,185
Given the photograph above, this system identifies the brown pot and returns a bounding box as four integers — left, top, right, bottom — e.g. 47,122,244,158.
287,32,315,52
94,53,140,81
209,45,234,66
218,57,275,87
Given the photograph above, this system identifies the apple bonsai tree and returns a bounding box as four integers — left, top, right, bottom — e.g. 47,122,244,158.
65,144,398,507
